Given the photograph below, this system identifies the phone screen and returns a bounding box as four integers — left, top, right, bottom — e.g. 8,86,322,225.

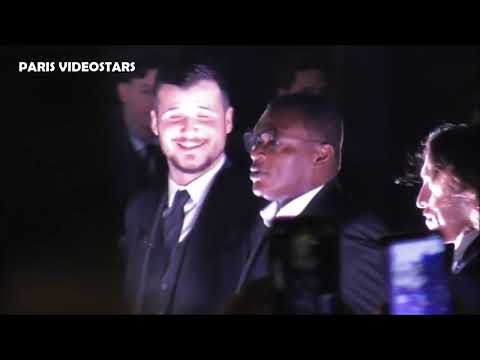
387,233,451,315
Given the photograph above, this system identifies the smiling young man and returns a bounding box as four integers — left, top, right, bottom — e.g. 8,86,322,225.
124,63,259,314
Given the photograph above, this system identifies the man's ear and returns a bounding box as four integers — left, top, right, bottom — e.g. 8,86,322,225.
116,83,129,103
313,143,334,165
225,107,234,134
150,110,159,136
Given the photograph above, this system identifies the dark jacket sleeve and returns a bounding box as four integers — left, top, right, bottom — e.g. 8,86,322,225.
340,212,389,314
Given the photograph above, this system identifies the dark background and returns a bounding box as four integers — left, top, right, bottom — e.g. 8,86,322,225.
3,45,480,313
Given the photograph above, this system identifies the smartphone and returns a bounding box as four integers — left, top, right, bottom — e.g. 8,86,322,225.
386,232,452,315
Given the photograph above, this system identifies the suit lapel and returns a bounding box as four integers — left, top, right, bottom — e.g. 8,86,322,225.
301,179,347,218
236,218,268,293
130,191,168,313
180,161,231,252
455,236,480,274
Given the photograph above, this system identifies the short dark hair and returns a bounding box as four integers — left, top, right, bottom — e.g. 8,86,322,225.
267,94,344,165
154,62,231,109
422,123,480,195
111,48,164,84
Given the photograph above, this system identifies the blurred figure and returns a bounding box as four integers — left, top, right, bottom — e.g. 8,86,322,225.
232,94,388,314
124,62,259,314
470,91,480,125
415,123,480,313
106,52,167,219
274,58,330,97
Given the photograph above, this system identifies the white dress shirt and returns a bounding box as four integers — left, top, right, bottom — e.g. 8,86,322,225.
167,154,226,244
260,185,324,228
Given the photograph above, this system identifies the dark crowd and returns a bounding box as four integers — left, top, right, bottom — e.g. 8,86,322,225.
3,45,480,314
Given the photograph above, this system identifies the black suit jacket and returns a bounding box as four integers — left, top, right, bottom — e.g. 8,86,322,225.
124,159,260,314
235,179,389,314
450,236,480,314
106,107,167,214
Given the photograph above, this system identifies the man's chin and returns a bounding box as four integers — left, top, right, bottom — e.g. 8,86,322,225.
252,182,263,195
252,188,264,198
170,158,214,175
425,218,439,231
252,184,274,201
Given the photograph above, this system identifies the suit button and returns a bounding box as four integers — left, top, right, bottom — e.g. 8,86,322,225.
161,283,169,290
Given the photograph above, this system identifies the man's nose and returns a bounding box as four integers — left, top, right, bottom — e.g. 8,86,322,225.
180,117,198,133
250,142,266,161
416,183,430,209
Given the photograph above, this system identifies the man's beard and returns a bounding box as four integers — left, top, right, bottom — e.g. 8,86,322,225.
169,155,217,175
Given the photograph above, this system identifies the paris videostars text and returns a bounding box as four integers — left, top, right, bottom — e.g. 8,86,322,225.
18,61,136,73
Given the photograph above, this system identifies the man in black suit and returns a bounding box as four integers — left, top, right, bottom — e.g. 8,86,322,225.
106,58,167,214
233,94,387,314
415,123,480,313
124,62,259,314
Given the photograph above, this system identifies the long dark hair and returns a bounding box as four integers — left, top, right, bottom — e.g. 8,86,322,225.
399,122,480,197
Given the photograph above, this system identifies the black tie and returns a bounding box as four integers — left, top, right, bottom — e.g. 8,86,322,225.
163,190,191,252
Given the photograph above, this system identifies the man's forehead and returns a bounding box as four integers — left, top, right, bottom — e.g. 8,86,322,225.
255,108,306,133
421,157,453,186
420,157,434,178
158,80,221,99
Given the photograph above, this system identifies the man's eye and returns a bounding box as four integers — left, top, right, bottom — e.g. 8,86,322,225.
167,115,183,121
260,138,277,148
264,137,276,146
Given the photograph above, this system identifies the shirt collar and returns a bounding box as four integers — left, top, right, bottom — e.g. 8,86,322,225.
260,184,324,227
168,153,226,208
453,228,479,263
